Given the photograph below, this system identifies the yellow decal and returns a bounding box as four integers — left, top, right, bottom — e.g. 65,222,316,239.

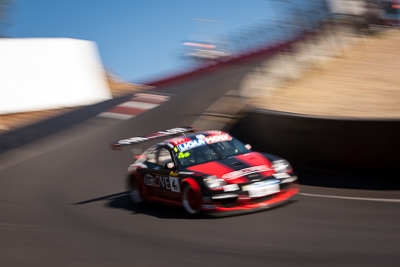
178,152,190,159
169,171,179,177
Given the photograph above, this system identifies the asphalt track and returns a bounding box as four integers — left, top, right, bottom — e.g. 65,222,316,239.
1,62,400,266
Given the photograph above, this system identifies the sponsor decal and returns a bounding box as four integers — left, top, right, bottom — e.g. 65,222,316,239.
243,179,280,198
222,165,272,180
177,139,206,151
144,175,180,192
177,134,232,151
178,151,190,159
205,131,222,135
169,137,190,146
204,134,232,144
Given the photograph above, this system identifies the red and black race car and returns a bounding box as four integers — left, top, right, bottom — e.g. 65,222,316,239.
112,127,299,216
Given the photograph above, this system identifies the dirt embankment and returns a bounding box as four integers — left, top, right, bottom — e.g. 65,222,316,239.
252,30,400,118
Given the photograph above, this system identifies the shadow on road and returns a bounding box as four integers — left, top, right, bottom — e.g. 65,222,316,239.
73,191,192,219
73,191,298,219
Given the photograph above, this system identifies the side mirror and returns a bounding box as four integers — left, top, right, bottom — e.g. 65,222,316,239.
245,144,252,150
164,162,176,170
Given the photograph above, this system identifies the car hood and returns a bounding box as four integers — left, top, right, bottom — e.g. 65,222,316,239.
186,152,274,184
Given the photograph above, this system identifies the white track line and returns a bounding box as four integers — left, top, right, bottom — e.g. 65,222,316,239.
300,193,400,203
98,113,135,120
134,93,170,102
118,101,159,109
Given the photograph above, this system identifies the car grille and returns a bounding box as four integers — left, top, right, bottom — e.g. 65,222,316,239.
218,192,280,208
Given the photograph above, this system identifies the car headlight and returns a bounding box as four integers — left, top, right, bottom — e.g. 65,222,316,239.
203,175,226,190
272,159,292,173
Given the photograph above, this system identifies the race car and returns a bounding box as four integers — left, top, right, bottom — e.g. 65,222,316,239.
112,127,299,216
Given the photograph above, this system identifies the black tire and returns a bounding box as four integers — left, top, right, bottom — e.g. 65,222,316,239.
126,175,145,205
182,184,201,216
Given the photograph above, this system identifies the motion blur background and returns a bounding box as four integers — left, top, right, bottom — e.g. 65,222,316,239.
1,1,400,266
0,0,399,141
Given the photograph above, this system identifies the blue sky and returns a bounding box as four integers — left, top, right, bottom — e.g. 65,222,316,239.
5,0,308,84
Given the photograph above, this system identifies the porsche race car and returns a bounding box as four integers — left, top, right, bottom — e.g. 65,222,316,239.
112,127,299,216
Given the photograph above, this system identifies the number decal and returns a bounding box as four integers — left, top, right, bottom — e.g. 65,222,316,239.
169,177,180,193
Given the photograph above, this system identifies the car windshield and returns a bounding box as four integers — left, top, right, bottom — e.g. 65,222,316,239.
174,137,249,168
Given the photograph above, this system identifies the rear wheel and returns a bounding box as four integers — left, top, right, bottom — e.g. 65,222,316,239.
127,175,145,205
182,184,201,216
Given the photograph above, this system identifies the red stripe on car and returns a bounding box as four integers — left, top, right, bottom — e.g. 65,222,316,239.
234,152,274,177
187,161,248,184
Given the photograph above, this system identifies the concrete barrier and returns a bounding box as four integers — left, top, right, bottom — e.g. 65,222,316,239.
0,38,112,115
228,108,400,177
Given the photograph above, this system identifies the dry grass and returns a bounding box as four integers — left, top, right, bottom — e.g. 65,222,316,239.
254,30,400,118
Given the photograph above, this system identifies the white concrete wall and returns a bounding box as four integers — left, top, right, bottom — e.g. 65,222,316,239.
328,0,366,16
0,38,112,114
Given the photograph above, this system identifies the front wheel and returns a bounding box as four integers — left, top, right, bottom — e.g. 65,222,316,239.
126,175,145,205
182,184,201,216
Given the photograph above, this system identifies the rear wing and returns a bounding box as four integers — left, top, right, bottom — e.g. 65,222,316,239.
111,126,196,150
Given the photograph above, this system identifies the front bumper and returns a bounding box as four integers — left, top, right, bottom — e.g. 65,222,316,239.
200,183,299,217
